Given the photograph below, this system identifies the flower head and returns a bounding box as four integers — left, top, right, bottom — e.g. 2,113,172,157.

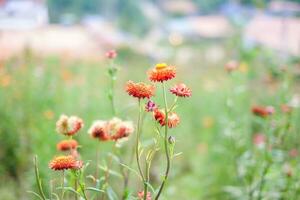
251,106,275,117
138,191,151,200
153,109,180,128
170,83,192,97
49,155,82,171
145,100,157,112
253,133,266,148
289,148,298,158
111,121,134,141
281,104,293,114
167,112,180,128
153,109,165,126
125,80,155,99
225,60,239,73
56,115,84,136
105,50,117,59
88,120,110,141
148,63,176,82
56,139,78,151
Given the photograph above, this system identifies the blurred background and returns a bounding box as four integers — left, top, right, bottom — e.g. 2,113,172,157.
0,0,300,199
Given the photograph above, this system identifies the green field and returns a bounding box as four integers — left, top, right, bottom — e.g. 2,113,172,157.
0,41,300,200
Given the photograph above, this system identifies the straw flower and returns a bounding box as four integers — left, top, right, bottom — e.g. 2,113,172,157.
251,106,275,117
225,60,239,73
167,112,180,128
105,50,117,59
111,121,134,141
145,100,157,112
56,139,78,151
138,191,151,200
153,109,166,126
56,115,84,136
281,104,293,114
148,63,176,82
49,155,82,171
170,83,192,97
88,120,110,141
153,109,180,128
125,80,155,99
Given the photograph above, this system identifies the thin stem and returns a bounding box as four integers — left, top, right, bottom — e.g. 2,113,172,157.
155,82,171,200
143,162,150,200
79,182,89,200
108,60,117,116
136,99,145,181
61,170,65,200
96,144,100,181
74,178,78,200
34,156,47,200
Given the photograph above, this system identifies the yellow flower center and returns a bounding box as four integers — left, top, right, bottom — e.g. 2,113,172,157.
155,63,167,70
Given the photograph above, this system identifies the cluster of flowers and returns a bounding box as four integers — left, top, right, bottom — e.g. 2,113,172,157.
49,115,84,171
125,62,191,199
126,63,191,127
88,117,134,141
49,115,134,171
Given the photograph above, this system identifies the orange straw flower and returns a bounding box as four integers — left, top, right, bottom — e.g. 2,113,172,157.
56,139,78,151
153,109,166,126
88,120,110,141
148,63,176,82
167,112,180,128
170,83,192,97
56,115,84,136
153,109,180,128
252,106,275,117
49,155,82,171
125,80,155,99
111,121,134,141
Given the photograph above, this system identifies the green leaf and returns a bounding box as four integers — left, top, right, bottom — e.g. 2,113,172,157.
119,163,142,180
51,193,59,200
27,191,43,200
85,187,105,193
98,165,122,178
107,186,118,200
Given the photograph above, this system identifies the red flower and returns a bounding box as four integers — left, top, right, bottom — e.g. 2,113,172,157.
225,60,239,72
148,63,176,82
251,106,275,117
253,133,266,147
153,109,180,128
167,112,180,128
281,104,292,114
289,149,298,158
56,139,78,151
125,80,155,99
138,191,151,200
88,120,110,141
49,155,82,171
56,115,84,136
111,121,134,141
170,83,192,97
153,109,165,126
105,50,117,59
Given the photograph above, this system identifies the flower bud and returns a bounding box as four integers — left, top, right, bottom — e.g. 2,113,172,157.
168,136,176,144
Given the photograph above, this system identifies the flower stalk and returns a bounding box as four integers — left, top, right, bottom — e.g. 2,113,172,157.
155,82,171,200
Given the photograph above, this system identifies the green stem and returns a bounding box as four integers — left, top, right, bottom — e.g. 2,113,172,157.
136,99,145,181
34,156,47,200
108,60,117,116
79,182,89,200
61,170,65,200
155,82,171,200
